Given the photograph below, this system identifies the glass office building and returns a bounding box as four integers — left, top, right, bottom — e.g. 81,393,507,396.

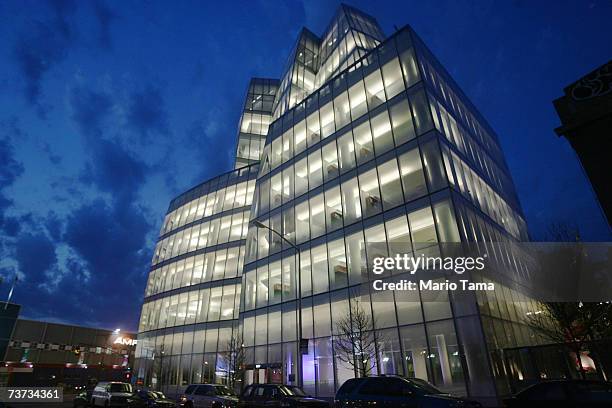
136,5,535,404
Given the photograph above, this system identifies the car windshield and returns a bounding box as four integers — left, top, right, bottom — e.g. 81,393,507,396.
408,378,443,394
214,386,235,396
109,383,132,393
280,386,307,396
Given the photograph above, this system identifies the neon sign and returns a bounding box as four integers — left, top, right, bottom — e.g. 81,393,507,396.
114,337,137,346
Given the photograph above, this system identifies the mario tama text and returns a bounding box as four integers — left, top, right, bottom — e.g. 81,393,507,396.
371,253,494,292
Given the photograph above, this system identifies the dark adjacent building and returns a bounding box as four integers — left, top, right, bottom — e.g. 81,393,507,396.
554,60,612,227
2,319,136,387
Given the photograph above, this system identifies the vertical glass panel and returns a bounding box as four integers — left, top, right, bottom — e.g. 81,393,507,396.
348,81,367,120
421,139,447,192
282,255,297,302
382,58,405,99
295,200,310,243
244,270,256,310
333,91,351,130
282,129,293,162
320,101,335,138
359,168,382,218
311,244,329,294
220,285,236,319
408,207,438,251
282,166,294,204
256,265,269,308
255,312,267,346
426,320,465,393
294,158,309,197
378,159,403,210
282,302,297,342
364,69,385,109
269,261,282,305
353,121,374,164
410,89,433,134
328,238,348,290
398,149,427,201
268,307,282,344
282,206,296,248
385,215,412,259
259,178,270,215
400,325,430,380
389,98,416,145
300,249,312,297
294,120,307,154
309,194,326,238
307,150,323,189
313,295,332,337
399,48,420,88
337,130,356,172
370,109,394,154
208,287,222,321
324,186,343,231
365,224,387,272
345,230,366,286
433,200,461,243
322,141,339,181
270,172,283,209
306,111,321,146
341,177,361,224
271,137,282,168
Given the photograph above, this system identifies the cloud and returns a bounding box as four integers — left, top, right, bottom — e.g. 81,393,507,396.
12,0,77,115
69,85,114,139
81,138,148,203
0,135,25,236
14,233,58,281
92,0,117,49
185,117,233,182
126,85,169,140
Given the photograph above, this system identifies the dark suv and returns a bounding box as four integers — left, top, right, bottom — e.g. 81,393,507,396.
239,384,329,407
334,376,481,408
179,384,238,408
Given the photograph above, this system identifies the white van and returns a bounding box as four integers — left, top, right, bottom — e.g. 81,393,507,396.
91,381,134,407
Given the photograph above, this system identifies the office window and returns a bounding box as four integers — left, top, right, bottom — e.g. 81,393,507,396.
244,270,257,310
389,98,416,146
410,89,433,135
306,111,321,146
294,119,307,154
337,130,356,172
281,255,297,301
268,308,282,344
282,129,293,162
257,225,269,259
256,265,269,308
399,48,420,88
353,121,374,164
328,238,348,289
308,150,323,189
269,261,282,305
370,109,394,154
294,157,309,197
225,247,240,278
433,200,460,243
359,168,382,218
364,69,385,109
408,207,438,250
377,159,403,210
255,312,267,346
300,248,313,297
221,286,236,319
324,186,343,231
341,177,361,224
271,172,282,209
313,295,332,337
385,215,412,258
208,287,222,321
398,149,427,201
322,141,339,181
381,58,405,99
348,80,368,120
320,101,335,139
421,139,447,192
295,200,310,243
311,244,330,295
333,91,351,130
271,137,282,169
310,194,326,238
282,166,294,204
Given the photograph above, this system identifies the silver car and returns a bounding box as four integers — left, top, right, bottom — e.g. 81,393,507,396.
179,384,238,408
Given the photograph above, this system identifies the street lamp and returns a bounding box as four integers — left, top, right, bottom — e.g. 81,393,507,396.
250,220,304,388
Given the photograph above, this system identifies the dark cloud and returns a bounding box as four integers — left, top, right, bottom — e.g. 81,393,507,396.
69,85,114,139
12,0,77,114
185,118,233,182
15,233,58,280
0,136,24,235
92,0,117,49
81,138,148,202
126,85,169,140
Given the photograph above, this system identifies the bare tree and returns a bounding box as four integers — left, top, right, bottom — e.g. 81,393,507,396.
219,333,245,392
333,301,384,377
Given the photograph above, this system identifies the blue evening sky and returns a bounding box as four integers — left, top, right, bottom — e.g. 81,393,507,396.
0,0,610,330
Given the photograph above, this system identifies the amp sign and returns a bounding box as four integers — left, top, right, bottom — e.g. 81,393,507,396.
114,337,137,346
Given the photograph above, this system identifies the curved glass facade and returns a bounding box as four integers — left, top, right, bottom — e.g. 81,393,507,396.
136,5,536,405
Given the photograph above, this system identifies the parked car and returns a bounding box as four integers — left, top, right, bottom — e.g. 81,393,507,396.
334,376,481,408
239,384,329,407
74,390,91,407
91,381,136,407
504,380,612,407
179,384,238,407
133,390,177,407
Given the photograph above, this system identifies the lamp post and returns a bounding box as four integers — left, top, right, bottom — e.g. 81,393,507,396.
250,220,303,388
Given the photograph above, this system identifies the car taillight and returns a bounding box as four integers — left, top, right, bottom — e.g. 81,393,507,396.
179,395,187,402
